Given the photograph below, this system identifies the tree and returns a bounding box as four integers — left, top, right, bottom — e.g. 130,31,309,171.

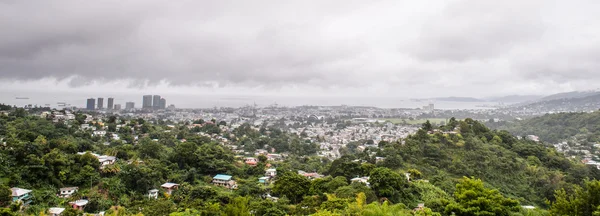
368,167,410,203
0,185,10,207
422,120,433,132
273,172,311,203
445,177,519,216
550,180,600,216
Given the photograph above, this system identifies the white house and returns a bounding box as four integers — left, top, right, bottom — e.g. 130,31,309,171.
265,168,277,177
351,177,370,187
59,187,78,198
148,189,159,199
93,130,107,137
161,183,179,195
48,207,65,216
77,152,116,169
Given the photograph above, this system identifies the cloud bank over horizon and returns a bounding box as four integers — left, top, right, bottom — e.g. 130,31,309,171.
2,0,600,98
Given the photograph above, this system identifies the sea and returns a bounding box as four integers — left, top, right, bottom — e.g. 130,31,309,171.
0,90,499,110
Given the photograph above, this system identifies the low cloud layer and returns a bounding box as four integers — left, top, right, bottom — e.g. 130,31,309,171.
1,0,600,97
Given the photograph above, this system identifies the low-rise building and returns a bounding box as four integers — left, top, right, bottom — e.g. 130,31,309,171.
11,187,32,205
59,187,78,198
161,183,179,195
265,168,277,177
212,174,237,189
48,207,65,216
69,199,88,211
148,189,159,199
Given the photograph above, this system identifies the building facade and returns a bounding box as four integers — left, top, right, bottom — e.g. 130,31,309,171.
97,98,104,109
125,102,135,110
159,98,166,109
107,98,114,110
86,98,95,110
152,95,161,109
142,95,152,109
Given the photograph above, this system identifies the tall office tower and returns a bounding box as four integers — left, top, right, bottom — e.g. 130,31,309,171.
159,98,166,109
114,104,122,110
107,98,114,110
86,98,95,110
142,95,153,109
152,95,161,109
97,98,104,109
125,102,135,110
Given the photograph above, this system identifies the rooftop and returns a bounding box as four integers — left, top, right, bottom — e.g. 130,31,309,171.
11,188,32,197
48,207,65,214
70,199,89,206
213,174,233,181
161,183,179,188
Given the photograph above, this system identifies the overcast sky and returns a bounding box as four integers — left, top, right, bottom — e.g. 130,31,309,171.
2,0,600,99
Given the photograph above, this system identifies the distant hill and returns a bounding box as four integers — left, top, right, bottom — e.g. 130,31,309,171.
539,90,600,102
485,95,543,104
412,97,484,102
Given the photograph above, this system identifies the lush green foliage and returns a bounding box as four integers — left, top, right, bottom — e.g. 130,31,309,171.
0,108,599,215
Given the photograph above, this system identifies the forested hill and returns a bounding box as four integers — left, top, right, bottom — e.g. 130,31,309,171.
2,108,600,215
490,111,600,144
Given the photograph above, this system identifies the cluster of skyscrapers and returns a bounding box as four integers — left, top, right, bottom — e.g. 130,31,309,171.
142,95,167,110
86,97,134,111
85,95,167,111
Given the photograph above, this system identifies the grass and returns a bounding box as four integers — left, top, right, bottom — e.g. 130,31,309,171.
380,118,449,125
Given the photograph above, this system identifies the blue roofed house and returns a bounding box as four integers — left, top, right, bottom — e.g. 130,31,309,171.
212,174,237,189
258,177,269,185
11,187,32,205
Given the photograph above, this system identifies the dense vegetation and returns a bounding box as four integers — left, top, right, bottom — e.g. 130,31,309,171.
489,111,600,143
1,107,600,215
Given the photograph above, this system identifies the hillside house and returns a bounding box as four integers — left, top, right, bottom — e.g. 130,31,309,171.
48,207,65,216
148,189,159,199
265,168,277,177
212,174,237,189
351,177,370,187
69,199,88,210
258,177,269,185
161,183,179,195
92,130,107,137
59,187,78,198
11,187,32,205
244,157,258,166
77,152,116,169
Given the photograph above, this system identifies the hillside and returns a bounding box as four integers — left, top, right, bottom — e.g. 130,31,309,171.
1,107,600,215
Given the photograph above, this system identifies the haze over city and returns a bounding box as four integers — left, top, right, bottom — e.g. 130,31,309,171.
2,0,600,108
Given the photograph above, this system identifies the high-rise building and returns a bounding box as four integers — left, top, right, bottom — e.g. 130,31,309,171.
114,104,122,110
159,98,166,109
97,98,104,109
125,102,135,110
86,98,95,110
152,95,161,109
142,95,153,109
107,98,114,110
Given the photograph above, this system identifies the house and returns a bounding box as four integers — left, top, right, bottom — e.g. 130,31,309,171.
59,187,78,198
245,157,258,166
212,174,237,189
258,177,269,185
48,207,65,216
298,170,323,180
161,183,179,195
11,187,32,205
375,157,386,163
93,130,107,137
77,152,116,169
266,154,282,161
350,177,370,187
148,189,159,199
69,199,89,210
265,168,277,177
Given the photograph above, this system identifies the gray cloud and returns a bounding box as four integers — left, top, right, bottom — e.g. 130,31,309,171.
1,0,600,97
